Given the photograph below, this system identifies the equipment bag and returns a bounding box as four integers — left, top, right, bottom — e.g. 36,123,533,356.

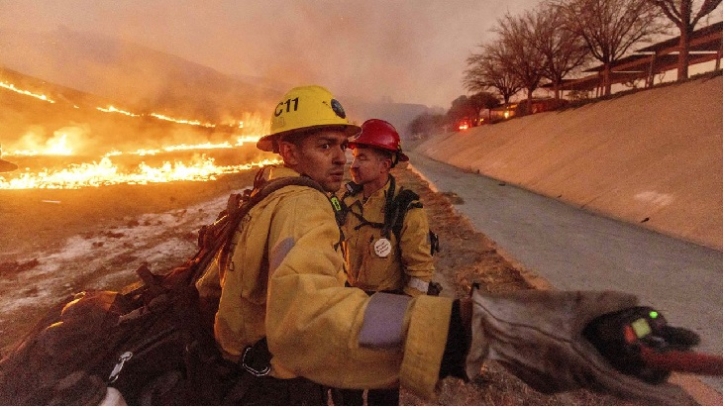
0,174,331,405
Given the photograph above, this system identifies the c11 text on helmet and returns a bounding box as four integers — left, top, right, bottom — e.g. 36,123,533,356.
275,98,299,116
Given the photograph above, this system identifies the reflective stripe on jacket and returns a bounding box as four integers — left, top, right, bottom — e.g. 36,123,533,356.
195,165,451,398
342,178,435,296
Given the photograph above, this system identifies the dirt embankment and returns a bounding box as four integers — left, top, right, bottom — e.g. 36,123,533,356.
416,75,723,251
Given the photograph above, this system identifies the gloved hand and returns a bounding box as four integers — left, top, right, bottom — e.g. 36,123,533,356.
464,289,698,405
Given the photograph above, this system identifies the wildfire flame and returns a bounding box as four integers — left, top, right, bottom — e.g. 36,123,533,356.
0,155,279,189
96,106,140,117
0,80,55,103
1,77,279,190
4,80,225,131
95,106,217,128
5,138,264,159
149,113,216,128
8,131,78,157
1,132,275,189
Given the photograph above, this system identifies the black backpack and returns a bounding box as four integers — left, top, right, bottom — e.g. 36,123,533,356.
0,175,331,405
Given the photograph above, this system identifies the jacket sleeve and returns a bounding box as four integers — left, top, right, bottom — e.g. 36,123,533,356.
399,205,436,296
264,189,452,398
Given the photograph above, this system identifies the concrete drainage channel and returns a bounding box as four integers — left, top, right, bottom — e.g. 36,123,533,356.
408,152,722,404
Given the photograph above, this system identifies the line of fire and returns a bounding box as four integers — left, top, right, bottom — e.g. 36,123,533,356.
0,69,279,189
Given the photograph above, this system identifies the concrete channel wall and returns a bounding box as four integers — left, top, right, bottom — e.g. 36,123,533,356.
416,75,723,250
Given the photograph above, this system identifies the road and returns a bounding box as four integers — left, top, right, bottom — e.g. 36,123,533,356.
407,151,723,392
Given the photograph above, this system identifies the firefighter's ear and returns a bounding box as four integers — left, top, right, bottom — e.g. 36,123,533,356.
278,140,300,167
382,157,393,172
377,152,393,173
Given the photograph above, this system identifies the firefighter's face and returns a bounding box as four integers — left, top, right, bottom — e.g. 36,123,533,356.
279,130,348,192
349,146,391,186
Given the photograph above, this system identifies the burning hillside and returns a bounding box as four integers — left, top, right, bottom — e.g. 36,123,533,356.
0,68,279,189
0,27,281,119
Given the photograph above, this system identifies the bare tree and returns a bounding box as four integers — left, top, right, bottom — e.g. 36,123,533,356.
463,43,523,105
551,0,666,95
468,91,500,124
534,3,591,99
494,11,548,115
407,112,447,139
647,0,723,80
447,95,480,128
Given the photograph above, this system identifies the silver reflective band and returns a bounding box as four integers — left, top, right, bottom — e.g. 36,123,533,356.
359,293,409,349
408,277,429,293
270,237,295,273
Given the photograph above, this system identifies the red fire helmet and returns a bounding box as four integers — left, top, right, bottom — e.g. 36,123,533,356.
348,119,409,162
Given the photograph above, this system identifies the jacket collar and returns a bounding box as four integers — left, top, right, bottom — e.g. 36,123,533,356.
363,176,394,203
266,165,302,181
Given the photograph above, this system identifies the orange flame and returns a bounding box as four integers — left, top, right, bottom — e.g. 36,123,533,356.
0,80,55,103
96,105,140,117
1,123,273,189
1,77,276,190
8,128,83,157
149,113,216,128
0,155,280,189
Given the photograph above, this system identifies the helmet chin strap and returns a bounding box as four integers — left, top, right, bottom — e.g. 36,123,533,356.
391,150,401,168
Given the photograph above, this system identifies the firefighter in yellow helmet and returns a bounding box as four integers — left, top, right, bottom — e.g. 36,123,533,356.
195,85,698,406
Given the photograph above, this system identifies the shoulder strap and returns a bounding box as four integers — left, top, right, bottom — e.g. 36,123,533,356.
385,186,440,256
386,187,421,241
342,181,363,200
380,176,399,238
189,175,330,286
343,179,390,234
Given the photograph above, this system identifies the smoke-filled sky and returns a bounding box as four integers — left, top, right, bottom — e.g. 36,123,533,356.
1,0,544,109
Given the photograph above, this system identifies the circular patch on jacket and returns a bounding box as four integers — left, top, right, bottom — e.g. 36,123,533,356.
374,238,391,257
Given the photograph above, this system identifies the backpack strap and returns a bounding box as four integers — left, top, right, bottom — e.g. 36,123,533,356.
187,174,332,286
385,186,442,295
343,178,393,235
385,185,440,257
215,175,334,278
342,181,363,200
387,188,421,242
343,176,437,255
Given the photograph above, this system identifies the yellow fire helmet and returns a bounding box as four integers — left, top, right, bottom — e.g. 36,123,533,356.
257,85,361,152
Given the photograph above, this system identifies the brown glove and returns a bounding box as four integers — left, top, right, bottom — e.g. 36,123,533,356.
465,289,697,405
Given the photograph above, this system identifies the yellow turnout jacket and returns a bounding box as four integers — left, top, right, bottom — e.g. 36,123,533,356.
342,177,435,296
195,166,451,398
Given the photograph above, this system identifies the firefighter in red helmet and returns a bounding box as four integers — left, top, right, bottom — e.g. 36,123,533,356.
335,119,438,405
342,119,434,296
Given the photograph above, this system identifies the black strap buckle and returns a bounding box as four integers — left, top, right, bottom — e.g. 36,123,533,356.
241,345,271,377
